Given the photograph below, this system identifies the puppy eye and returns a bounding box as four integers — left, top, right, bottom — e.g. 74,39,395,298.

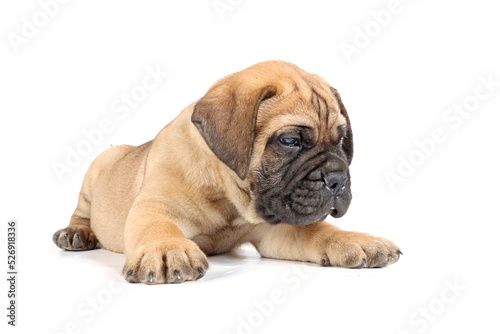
280,137,300,146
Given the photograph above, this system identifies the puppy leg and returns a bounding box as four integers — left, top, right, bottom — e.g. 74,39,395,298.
53,189,98,251
250,221,401,268
122,200,208,284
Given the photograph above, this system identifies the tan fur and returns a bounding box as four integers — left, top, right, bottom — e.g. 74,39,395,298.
53,61,400,284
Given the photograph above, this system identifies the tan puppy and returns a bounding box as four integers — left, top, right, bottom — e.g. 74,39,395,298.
53,61,401,284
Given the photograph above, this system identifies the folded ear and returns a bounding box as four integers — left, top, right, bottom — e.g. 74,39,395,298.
331,87,354,165
192,83,277,180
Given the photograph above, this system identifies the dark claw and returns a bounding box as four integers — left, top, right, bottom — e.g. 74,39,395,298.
73,234,82,248
173,270,182,283
87,240,93,250
196,267,205,280
397,250,403,256
321,258,327,267
350,258,366,269
59,233,68,248
148,271,154,284
125,270,136,283
374,259,389,268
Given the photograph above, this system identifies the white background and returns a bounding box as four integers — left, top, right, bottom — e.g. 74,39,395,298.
1,0,499,333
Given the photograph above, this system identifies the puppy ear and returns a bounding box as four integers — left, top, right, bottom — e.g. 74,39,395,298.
331,87,354,165
192,84,277,180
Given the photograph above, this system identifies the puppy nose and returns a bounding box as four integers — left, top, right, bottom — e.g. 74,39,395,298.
323,172,347,194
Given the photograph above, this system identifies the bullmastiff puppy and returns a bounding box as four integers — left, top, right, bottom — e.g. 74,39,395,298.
53,61,401,284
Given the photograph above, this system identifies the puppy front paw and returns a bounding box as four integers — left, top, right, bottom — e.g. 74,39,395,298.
52,225,97,251
319,231,402,268
123,238,208,284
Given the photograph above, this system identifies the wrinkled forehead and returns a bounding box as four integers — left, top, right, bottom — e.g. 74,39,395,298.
256,81,347,141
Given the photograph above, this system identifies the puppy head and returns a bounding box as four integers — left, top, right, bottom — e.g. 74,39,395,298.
192,61,353,226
